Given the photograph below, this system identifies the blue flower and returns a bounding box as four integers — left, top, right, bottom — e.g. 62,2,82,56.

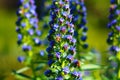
22,45,32,51
56,76,63,80
44,70,52,77
63,66,70,74
17,56,25,63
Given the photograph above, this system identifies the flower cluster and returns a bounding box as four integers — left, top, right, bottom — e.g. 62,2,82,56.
45,0,82,79
70,0,88,53
107,0,120,54
107,0,120,79
16,0,42,60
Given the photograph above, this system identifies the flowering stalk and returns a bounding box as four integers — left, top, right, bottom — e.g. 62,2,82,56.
107,0,120,79
70,0,88,57
45,0,82,79
16,0,45,79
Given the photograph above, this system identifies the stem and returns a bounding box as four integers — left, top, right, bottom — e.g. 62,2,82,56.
31,61,37,80
117,52,120,80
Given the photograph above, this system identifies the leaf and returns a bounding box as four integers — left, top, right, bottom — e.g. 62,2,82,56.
35,63,46,71
81,64,101,71
16,67,30,73
12,70,32,79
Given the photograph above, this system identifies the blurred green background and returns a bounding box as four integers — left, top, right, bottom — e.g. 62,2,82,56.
0,0,110,80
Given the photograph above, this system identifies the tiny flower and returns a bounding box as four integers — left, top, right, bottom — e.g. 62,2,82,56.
48,59,54,66
56,34,61,42
67,54,73,62
25,12,31,18
44,70,52,77
56,52,61,59
82,26,88,32
64,4,69,10
72,59,80,67
28,29,34,35
82,43,88,49
110,0,116,4
63,43,68,50
22,45,32,51
116,26,120,31
56,76,63,80
59,18,64,24
72,71,78,77
33,38,42,45
62,11,68,18
110,46,117,52
46,47,53,53
16,27,21,33
21,22,26,28
53,24,59,30
66,35,72,41
24,3,29,9
81,36,87,41
70,38,76,45
63,66,70,74
60,26,66,33
17,56,25,63
18,34,23,41
69,46,76,54
36,30,42,36
50,40,56,46
39,50,44,56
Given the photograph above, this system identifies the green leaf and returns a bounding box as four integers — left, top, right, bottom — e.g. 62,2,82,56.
16,67,30,73
35,63,46,71
81,64,101,71
12,70,32,79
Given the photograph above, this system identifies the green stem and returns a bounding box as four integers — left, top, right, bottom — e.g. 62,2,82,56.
116,52,120,80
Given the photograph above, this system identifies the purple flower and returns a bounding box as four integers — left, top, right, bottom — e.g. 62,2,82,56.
18,34,22,41
22,45,32,51
34,38,41,45
56,76,63,80
24,3,29,8
36,30,42,36
21,22,26,27
25,12,31,18
116,26,120,31
17,56,25,63
39,50,44,56
63,43,68,50
72,59,80,67
67,54,73,62
60,26,66,33
72,71,78,77
48,59,54,66
56,52,61,59
28,29,34,35
44,70,52,77
63,66,70,74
